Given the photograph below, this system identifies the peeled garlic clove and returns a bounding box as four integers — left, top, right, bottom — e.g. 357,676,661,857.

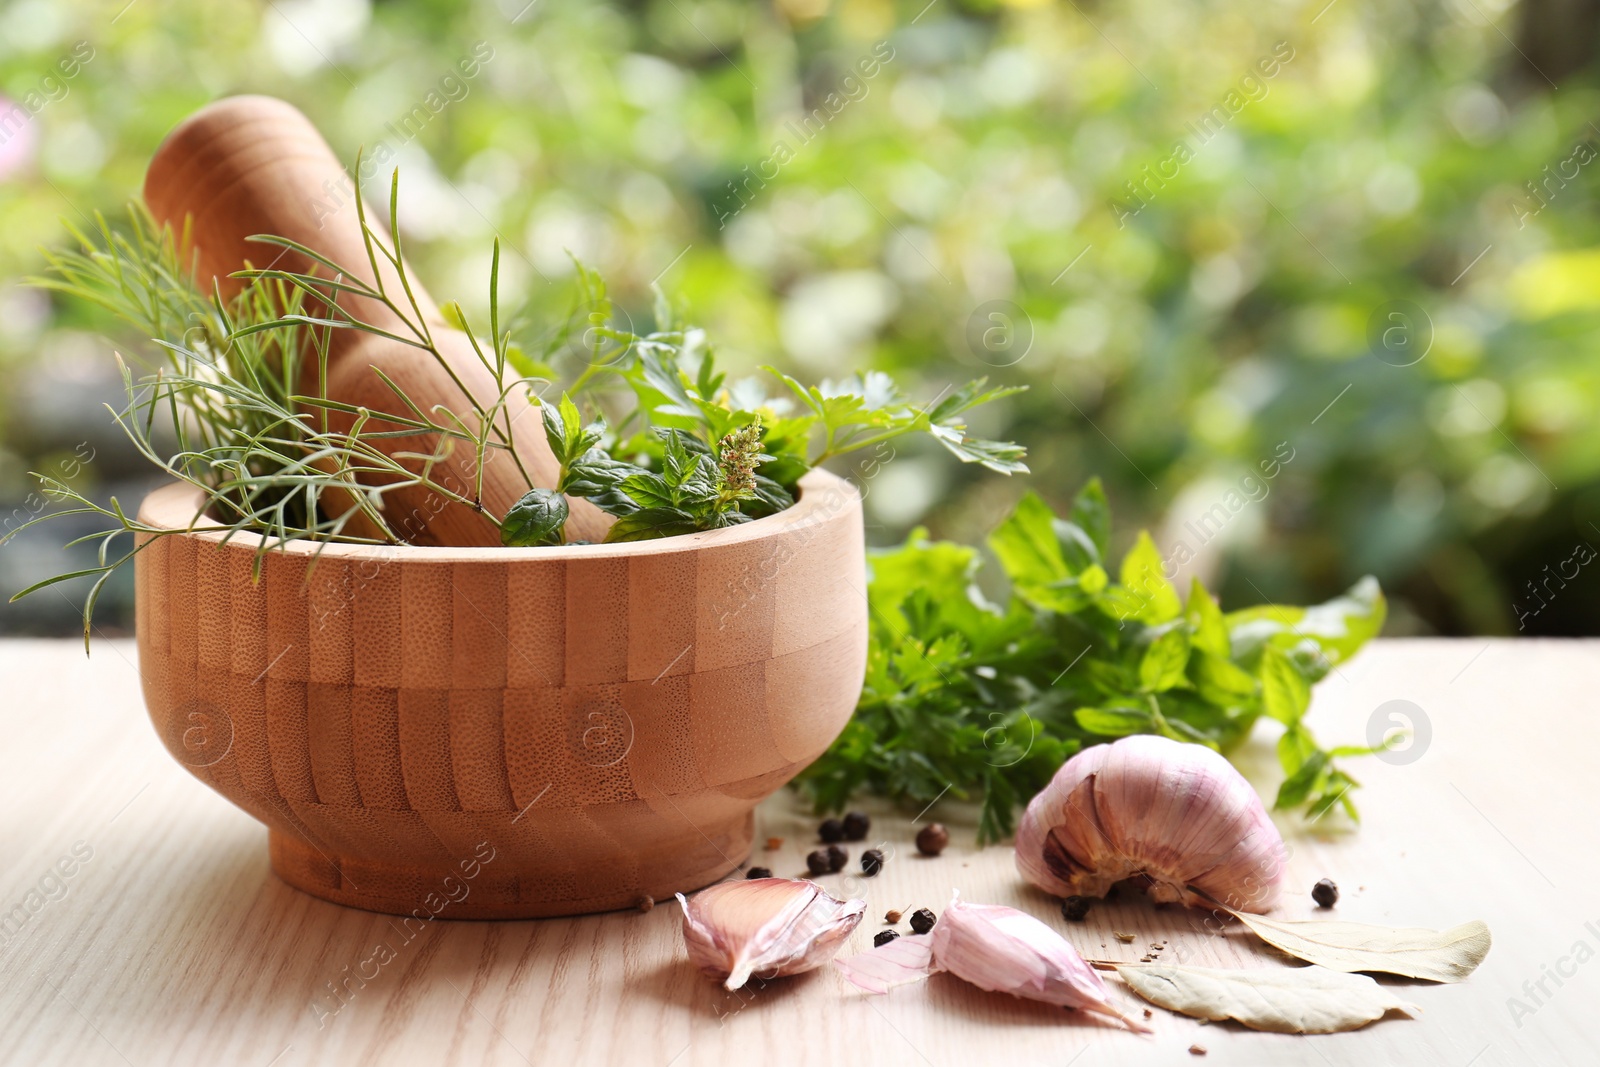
1016,734,1286,912
677,877,866,990
837,893,1149,1031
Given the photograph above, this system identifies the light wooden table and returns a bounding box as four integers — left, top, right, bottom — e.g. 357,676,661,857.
0,638,1594,1066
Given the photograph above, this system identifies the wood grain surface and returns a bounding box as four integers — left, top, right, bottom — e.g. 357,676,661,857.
131,469,866,919
1,639,1595,1066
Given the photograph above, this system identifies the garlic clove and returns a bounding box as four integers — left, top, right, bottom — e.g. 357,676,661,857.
1016,734,1286,912
677,877,866,990
837,893,1150,1032
834,929,937,993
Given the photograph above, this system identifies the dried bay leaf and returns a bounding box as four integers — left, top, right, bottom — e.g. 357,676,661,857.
1227,911,1491,983
1116,963,1420,1034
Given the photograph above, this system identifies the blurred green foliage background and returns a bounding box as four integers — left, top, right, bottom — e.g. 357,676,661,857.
2,0,1598,636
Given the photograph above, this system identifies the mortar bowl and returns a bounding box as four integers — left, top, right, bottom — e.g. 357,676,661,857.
134,470,866,918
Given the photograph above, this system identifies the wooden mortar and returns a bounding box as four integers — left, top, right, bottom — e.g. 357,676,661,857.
134,469,868,918
143,94,609,546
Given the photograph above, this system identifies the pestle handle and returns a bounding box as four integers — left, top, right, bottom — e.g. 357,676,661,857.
143,95,610,546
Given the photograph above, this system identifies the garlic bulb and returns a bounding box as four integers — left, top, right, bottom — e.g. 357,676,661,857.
837,893,1148,1030
677,878,866,989
1015,734,1286,912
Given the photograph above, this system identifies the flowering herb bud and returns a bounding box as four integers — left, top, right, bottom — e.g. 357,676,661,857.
1313,878,1339,908
861,849,885,876
826,845,848,873
874,929,900,948
819,818,845,843
806,849,831,876
746,866,772,879
716,417,763,502
909,908,936,935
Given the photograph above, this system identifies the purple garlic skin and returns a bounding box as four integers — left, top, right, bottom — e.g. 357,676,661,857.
677,877,866,989
1015,734,1286,912
837,893,1149,1031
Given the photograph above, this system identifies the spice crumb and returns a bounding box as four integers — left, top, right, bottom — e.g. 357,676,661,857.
764,837,783,850
1114,932,1136,944
1189,1044,1207,1056
1142,1008,1153,1018
635,895,655,912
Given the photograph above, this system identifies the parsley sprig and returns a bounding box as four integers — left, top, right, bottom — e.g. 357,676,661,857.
794,478,1388,843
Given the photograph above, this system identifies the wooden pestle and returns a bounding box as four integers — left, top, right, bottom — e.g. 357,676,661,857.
143,95,610,546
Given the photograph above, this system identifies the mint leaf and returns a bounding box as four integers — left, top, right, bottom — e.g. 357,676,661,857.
500,488,569,547
1103,531,1182,624
1139,628,1191,692
1186,578,1230,659
603,507,700,542
1260,647,1311,726
1075,705,1152,737
988,491,1068,593
1066,477,1111,566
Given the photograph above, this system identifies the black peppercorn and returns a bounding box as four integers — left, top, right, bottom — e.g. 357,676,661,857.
861,848,885,876
806,849,831,875
1061,896,1092,922
915,823,949,856
909,908,936,934
842,811,870,841
819,818,844,843
1312,878,1339,908
826,844,848,872
746,866,772,879
874,929,899,948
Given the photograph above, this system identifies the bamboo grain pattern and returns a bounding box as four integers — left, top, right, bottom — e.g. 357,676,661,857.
132,470,867,918
0,640,1594,1065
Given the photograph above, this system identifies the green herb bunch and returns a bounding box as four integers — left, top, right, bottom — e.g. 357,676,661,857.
794,479,1388,843
497,270,1029,547
10,166,1028,637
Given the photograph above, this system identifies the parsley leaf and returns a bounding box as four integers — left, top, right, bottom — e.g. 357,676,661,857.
793,479,1386,842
